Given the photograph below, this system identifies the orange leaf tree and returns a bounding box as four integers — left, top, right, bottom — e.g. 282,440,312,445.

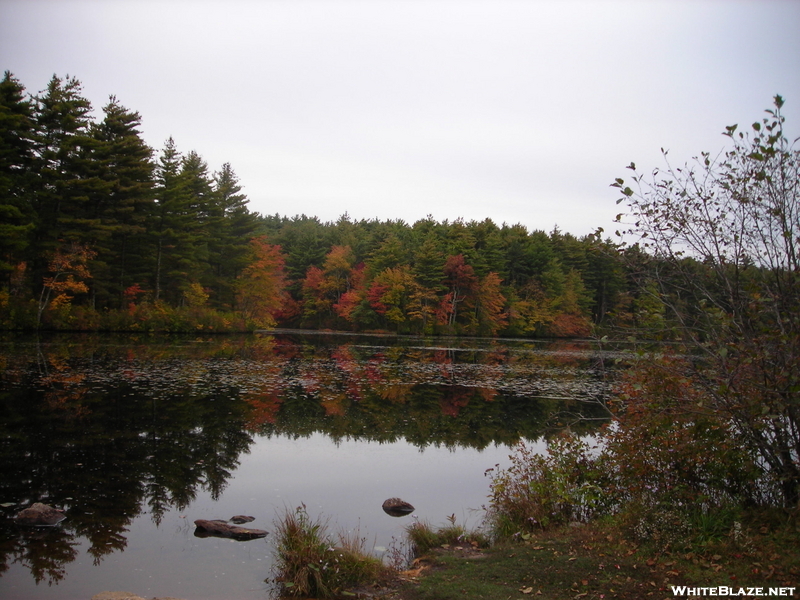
236,237,287,328
37,242,96,326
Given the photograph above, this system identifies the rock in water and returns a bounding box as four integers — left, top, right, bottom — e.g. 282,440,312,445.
382,498,415,517
193,519,267,540
229,515,255,524
15,502,67,526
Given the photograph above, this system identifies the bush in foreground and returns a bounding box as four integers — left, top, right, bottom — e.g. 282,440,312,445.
405,514,490,555
271,504,394,598
485,434,612,537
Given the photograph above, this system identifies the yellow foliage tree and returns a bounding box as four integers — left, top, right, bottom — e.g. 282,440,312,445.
37,242,96,326
237,237,287,328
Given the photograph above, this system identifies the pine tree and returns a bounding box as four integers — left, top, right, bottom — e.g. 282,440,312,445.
31,75,95,284
176,150,215,301
409,233,445,333
469,219,506,278
0,71,35,288
151,138,195,304
367,232,407,277
278,216,329,296
87,96,154,307
209,162,258,308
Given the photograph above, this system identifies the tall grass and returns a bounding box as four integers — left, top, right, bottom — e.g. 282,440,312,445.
405,514,490,555
271,504,394,598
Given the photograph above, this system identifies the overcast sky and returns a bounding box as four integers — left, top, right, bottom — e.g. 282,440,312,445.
2,0,798,236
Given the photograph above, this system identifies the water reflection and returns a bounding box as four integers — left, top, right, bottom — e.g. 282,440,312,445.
0,332,613,591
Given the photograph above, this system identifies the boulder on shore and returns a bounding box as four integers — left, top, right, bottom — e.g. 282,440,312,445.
14,502,66,526
382,498,415,517
193,519,267,540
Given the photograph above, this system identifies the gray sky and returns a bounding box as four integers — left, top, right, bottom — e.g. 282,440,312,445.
2,0,799,236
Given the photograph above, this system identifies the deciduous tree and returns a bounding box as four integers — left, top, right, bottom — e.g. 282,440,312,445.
613,96,800,507
37,242,96,326
236,237,287,327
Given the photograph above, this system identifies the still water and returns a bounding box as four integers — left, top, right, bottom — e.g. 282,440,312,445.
0,332,617,599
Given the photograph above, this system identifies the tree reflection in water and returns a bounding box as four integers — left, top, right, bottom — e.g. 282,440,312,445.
0,332,614,587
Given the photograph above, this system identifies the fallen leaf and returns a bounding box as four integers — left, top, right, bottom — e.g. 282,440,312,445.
520,586,533,594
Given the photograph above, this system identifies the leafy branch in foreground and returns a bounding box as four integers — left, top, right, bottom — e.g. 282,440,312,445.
612,95,800,507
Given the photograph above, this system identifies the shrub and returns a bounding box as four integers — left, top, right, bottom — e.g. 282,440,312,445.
485,353,771,550
601,354,768,550
606,354,767,511
271,504,393,598
485,434,612,538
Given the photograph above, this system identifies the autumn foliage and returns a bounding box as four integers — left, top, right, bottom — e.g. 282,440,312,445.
237,237,288,328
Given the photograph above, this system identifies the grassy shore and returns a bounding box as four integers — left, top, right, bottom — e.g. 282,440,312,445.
389,514,799,600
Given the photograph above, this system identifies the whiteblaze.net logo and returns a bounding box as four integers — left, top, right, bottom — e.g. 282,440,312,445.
671,587,796,597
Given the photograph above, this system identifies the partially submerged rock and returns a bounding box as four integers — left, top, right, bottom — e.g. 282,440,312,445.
193,519,267,540
14,502,66,526
382,497,415,517
229,515,255,524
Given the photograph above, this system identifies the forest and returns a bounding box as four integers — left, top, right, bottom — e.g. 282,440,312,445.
2,69,799,546
1,71,641,336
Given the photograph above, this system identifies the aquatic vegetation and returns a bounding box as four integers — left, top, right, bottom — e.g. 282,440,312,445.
271,504,393,598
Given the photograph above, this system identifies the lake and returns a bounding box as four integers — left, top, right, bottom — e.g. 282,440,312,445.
0,331,619,599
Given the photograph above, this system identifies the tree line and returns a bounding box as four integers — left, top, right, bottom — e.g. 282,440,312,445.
1,71,646,335
2,69,798,509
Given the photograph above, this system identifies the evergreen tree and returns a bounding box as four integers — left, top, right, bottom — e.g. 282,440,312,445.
583,237,627,324
151,138,197,304
209,162,258,308
367,232,407,277
0,71,35,287
277,216,329,297
87,96,154,307
408,233,445,333
500,224,533,287
469,219,506,278
31,75,94,282
443,218,477,261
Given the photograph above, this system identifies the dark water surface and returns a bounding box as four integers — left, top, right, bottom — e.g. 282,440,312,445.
0,332,617,599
